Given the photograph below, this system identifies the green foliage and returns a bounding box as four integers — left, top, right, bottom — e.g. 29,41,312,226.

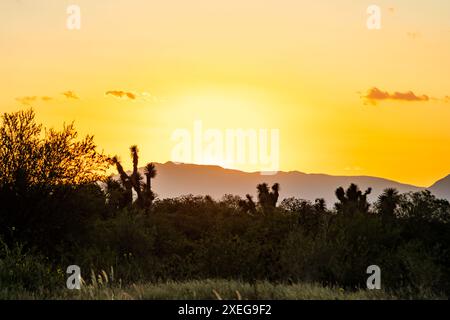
0,240,63,293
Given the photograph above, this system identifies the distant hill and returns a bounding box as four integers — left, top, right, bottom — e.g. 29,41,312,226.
123,162,444,206
429,175,450,201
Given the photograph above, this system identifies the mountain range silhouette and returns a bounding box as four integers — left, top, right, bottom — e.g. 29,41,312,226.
122,162,450,205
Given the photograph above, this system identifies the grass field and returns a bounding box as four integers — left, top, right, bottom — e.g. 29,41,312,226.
0,279,442,300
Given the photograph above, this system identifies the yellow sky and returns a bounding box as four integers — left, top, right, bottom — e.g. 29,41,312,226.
1,0,450,186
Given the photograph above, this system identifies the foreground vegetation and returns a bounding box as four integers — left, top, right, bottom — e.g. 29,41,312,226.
1,279,443,300
1,109,450,299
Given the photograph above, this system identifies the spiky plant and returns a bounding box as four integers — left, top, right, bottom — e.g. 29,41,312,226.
109,147,156,211
256,183,280,214
270,183,280,207
144,163,157,213
111,156,133,206
238,194,257,215
376,188,401,222
335,183,372,215
129,145,143,206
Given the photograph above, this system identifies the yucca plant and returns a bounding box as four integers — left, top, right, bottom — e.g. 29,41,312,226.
143,163,157,213
109,146,157,212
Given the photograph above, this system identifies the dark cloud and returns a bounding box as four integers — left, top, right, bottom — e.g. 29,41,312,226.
106,90,136,100
16,92,78,105
363,87,430,105
16,96,53,106
63,91,79,99
16,96,37,105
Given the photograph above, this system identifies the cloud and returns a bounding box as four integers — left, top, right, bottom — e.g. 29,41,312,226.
105,90,166,102
16,96,53,106
63,91,79,99
363,87,431,105
16,96,37,105
16,91,79,106
106,90,136,100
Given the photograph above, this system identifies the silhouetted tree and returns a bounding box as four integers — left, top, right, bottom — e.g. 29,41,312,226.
110,146,157,212
130,145,144,207
398,190,450,223
280,197,329,236
256,183,280,214
335,183,372,215
143,163,157,213
314,198,327,212
0,108,109,251
239,194,257,215
376,188,401,223
105,175,127,211
270,183,280,207
111,156,133,207
0,108,109,187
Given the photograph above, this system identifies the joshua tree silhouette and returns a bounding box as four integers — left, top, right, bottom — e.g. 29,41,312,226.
239,183,280,215
239,194,257,215
110,146,157,212
257,183,280,214
335,183,372,215
144,163,157,213
111,156,133,206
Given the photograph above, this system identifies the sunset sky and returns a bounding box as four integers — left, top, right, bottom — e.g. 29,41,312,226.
1,0,450,186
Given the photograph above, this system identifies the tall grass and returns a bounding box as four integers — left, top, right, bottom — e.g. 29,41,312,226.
1,279,444,300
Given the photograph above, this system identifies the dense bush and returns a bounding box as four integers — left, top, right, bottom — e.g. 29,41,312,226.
1,109,450,298
1,185,450,297
0,240,63,292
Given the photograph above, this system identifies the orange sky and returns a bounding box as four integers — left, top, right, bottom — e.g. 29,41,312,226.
1,0,450,186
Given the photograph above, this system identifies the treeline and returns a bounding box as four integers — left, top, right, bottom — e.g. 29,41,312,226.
1,109,450,297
